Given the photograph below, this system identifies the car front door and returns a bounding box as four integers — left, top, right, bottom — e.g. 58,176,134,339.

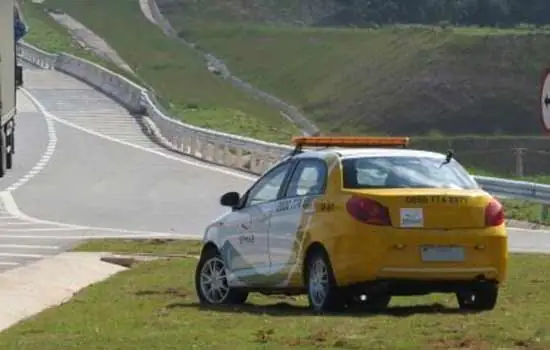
267,158,328,287
226,160,294,287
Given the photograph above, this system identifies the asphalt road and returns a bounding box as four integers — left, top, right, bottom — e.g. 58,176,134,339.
0,61,548,272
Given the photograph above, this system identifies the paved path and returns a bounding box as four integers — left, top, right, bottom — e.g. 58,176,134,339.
3,59,550,273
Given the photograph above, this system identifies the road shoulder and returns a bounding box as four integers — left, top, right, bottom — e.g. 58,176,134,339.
0,252,126,332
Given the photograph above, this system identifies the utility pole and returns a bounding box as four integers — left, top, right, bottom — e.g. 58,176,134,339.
514,147,526,177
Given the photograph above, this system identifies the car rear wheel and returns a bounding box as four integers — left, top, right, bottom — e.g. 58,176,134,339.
195,247,248,305
456,283,498,311
306,250,344,313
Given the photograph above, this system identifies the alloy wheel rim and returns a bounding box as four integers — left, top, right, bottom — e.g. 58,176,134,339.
309,258,329,309
200,257,230,304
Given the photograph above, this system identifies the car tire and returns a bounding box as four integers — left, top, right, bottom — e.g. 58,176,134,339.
6,131,13,170
305,249,345,313
456,283,498,311
195,247,248,306
0,129,6,178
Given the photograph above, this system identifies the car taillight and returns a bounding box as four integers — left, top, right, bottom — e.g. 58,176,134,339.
346,196,391,226
485,199,504,227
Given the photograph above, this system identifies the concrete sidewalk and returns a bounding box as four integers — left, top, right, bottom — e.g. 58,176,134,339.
0,252,126,332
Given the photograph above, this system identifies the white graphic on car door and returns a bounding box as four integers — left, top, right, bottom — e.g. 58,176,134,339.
228,160,292,286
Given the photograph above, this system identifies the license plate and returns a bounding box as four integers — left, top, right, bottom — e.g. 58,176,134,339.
420,246,464,262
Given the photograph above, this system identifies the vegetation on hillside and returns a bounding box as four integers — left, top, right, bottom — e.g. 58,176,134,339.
316,0,550,27
160,2,550,137
158,0,550,26
40,0,299,143
35,0,550,175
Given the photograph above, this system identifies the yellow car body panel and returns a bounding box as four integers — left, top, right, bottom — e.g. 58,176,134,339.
286,153,508,289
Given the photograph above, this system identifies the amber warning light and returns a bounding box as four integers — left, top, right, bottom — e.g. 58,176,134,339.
291,136,410,148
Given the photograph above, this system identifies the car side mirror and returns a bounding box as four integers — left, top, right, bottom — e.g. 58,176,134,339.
220,191,240,208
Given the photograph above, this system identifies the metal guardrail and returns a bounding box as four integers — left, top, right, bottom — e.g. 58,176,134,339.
475,176,550,204
16,41,550,204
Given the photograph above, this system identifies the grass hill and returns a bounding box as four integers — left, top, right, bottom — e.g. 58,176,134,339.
158,0,550,136
38,0,300,143
30,0,550,177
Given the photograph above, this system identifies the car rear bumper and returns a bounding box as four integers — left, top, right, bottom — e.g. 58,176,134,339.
329,226,507,286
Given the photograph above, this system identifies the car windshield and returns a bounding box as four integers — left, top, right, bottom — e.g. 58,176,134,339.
341,155,479,190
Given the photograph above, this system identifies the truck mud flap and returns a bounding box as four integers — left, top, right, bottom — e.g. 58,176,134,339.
15,65,23,87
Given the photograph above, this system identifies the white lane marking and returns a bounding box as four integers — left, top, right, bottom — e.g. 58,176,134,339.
0,228,86,232
3,89,254,240
0,191,191,236
0,244,59,249
8,88,57,192
0,252,45,258
508,227,550,233
0,234,197,240
0,222,58,226
0,262,19,266
22,87,255,181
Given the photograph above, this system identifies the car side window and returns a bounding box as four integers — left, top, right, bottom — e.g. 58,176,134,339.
245,162,292,207
285,159,327,198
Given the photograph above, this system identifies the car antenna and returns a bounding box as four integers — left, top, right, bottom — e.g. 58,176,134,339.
439,149,454,168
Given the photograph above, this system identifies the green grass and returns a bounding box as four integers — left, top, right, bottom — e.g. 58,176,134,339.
25,0,550,178
40,0,299,143
470,167,550,185
20,1,144,85
502,199,550,226
29,0,550,176
1,239,549,349
156,0,550,137
166,21,550,137
21,1,98,60
73,238,202,256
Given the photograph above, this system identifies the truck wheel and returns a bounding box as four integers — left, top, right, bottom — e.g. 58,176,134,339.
0,129,7,178
6,132,13,170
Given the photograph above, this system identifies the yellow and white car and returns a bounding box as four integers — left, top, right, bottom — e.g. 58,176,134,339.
194,136,507,313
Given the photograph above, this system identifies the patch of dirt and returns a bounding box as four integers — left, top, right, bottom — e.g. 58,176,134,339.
135,287,188,298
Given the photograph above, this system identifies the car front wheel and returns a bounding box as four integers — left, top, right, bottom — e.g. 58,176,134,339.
195,247,248,305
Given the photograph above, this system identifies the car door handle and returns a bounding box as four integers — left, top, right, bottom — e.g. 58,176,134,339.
240,223,250,230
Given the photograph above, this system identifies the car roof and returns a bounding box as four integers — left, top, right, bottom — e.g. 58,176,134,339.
291,147,445,160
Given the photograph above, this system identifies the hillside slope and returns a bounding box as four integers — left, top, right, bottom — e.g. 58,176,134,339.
158,0,550,136
40,0,300,143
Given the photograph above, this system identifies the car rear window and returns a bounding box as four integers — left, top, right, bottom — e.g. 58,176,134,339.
341,156,479,190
